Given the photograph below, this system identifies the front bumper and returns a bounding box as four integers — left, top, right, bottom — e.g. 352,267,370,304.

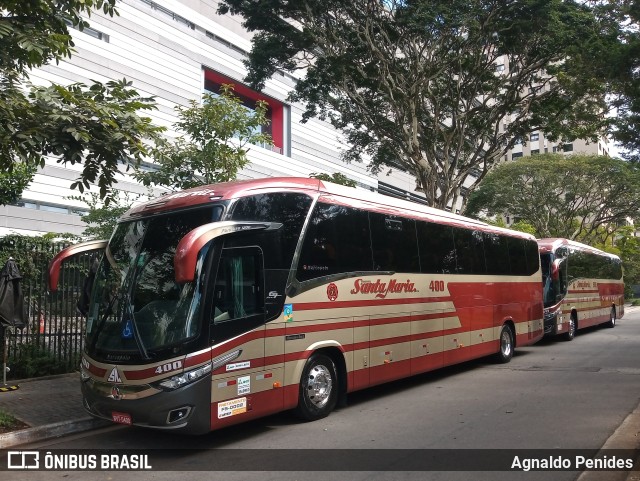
81,373,211,434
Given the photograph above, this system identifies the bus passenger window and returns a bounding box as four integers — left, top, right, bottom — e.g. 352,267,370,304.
369,213,420,273
452,228,486,275
417,221,456,274
297,203,372,281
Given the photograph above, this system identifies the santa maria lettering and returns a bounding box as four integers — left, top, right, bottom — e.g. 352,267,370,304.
351,279,418,298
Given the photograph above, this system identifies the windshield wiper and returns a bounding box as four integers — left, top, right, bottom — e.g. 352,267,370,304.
124,296,151,360
123,253,151,361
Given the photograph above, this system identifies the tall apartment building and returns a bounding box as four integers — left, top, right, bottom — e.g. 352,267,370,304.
507,134,611,161
1,0,425,237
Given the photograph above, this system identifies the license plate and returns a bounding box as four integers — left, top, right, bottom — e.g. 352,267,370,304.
112,411,132,425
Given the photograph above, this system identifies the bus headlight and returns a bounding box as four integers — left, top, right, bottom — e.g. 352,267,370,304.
156,362,212,391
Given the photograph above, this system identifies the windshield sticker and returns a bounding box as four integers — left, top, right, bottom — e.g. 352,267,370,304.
226,361,250,372
237,376,250,395
121,320,134,339
217,397,247,419
284,304,293,322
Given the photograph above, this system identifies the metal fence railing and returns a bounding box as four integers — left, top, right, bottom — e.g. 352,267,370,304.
0,237,91,380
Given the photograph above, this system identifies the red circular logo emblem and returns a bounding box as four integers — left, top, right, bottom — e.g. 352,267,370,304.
327,283,338,301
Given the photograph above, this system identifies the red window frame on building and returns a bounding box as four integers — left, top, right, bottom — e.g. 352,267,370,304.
204,69,284,154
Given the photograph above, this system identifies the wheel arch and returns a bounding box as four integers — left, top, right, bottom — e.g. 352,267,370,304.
288,341,348,406
502,318,516,348
571,308,579,329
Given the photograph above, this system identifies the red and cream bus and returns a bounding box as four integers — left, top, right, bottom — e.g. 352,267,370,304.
49,177,544,434
538,238,624,341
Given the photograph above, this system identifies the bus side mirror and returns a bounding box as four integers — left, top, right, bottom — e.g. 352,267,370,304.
175,221,282,283
551,259,561,281
48,240,108,292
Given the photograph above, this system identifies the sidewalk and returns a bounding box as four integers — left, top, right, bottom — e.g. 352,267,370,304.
0,372,109,448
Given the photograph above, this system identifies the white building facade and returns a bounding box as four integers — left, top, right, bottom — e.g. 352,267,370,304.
2,0,423,237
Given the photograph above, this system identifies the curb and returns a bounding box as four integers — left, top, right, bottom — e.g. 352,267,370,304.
577,402,640,481
0,417,111,449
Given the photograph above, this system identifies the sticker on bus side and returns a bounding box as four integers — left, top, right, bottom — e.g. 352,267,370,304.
217,397,247,419
237,376,250,395
284,304,293,322
226,361,250,371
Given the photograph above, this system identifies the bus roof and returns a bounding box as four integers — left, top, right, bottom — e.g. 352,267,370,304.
537,238,620,259
122,177,535,240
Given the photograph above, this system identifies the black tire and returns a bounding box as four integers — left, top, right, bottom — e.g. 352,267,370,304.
496,325,514,363
295,353,338,421
607,307,616,328
563,314,576,341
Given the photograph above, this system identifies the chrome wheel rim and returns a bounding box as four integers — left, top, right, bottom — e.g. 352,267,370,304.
501,329,512,357
569,318,575,337
306,364,333,408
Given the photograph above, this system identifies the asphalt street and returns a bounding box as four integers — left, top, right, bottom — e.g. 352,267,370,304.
6,306,640,481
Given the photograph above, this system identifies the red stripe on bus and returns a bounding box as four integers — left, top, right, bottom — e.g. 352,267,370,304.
294,296,452,311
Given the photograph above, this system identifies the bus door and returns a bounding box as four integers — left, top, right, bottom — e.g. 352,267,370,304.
208,245,277,424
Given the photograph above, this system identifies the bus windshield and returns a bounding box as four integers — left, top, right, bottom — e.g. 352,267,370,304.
86,206,222,362
541,252,567,308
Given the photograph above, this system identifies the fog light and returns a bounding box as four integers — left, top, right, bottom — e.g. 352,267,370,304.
167,407,191,424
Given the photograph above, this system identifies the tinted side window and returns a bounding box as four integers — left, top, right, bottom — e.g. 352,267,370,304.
453,228,486,274
613,258,623,280
210,247,264,344
568,249,588,280
417,222,456,274
230,193,313,270
297,203,372,281
369,213,420,273
483,233,511,275
507,238,529,276
524,238,540,275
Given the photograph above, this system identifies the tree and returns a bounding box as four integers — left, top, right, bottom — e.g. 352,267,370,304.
219,0,613,210
0,0,164,205
69,189,152,240
0,161,37,205
464,154,640,244
588,1,640,161
605,226,640,299
309,172,356,187
134,85,272,190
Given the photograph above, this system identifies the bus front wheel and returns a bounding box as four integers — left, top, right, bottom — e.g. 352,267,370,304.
607,307,616,328
295,353,338,422
496,325,514,363
563,314,576,341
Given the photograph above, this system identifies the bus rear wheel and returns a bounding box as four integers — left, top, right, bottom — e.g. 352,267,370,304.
607,307,616,328
496,325,514,363
295,353,338,421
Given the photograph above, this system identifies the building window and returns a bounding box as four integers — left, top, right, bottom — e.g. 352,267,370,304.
512,152,523,160
495,64,505,72
15,200,86,215
531,149,539,155
563,143,573,152
140,0,195,29
530,132,539,142
64,19,109,42
204,69,285,155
